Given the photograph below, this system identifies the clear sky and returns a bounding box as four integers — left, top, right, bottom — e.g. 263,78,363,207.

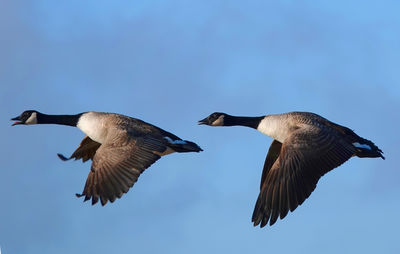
1,1,399,253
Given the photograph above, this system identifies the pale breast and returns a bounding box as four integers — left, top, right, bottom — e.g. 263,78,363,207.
256,115,299,143
77,112,109,144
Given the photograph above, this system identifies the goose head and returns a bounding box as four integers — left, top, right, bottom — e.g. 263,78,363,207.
198,112,229,126
11,110,39,126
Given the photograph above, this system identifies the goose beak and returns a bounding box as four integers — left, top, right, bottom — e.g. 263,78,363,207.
198,118,209,125
11,116,22,126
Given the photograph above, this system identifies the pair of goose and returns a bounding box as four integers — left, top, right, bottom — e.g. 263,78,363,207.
11,110,384,227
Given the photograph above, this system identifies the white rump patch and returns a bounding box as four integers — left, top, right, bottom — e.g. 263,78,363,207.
353,142,371,150
164,136,187,145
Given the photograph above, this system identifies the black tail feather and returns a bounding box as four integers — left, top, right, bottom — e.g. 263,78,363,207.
57,153,72,161
169,140,203,153
353,138,385,160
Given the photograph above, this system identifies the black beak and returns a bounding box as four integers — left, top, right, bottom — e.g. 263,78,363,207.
198,117,209,125
11,116,22,126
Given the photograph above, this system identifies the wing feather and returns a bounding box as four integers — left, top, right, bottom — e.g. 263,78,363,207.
77,136,167,205
252,126,355,227
58,136,101,162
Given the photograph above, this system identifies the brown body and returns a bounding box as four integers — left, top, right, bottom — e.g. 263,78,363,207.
199,111,384,227
12,110,203,206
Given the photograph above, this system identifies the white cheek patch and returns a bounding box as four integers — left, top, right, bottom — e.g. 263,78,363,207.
353,142,371,150
25,112,38,125
212,115,225,126
164,136,187,145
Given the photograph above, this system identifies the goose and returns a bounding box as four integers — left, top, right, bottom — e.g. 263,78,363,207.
11,110,202,206
198,111,384,227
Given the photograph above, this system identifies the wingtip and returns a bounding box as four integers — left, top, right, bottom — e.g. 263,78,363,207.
91,196,99,205
100,197,108,206
76,193,92,204
261,218,270,228
252,220,263,228
57,153,70,161
252,215,269,228
269,219,277,226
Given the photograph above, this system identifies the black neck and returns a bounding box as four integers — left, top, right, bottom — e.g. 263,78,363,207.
36,112,83,127
224,115,264,129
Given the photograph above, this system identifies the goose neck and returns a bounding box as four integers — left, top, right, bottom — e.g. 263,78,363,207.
37,112,83,127
225,115,264,129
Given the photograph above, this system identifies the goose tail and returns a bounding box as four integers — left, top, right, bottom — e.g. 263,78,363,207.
164,137,203,153
353,137,385,160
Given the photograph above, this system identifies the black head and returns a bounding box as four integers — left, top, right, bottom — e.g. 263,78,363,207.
198,112,229,126
11,110,40,126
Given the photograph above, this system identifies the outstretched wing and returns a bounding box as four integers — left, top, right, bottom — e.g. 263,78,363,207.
77,136,168,206
252,126,355,227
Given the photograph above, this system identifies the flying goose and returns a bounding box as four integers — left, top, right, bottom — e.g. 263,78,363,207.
198,111,384,227
11,110,202,206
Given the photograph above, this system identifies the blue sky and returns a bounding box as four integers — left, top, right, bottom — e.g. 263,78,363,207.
1,1,399,253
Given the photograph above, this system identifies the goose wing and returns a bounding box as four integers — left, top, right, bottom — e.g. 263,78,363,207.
58,136,101,162
259,140,282,190
77,136,167,206
252,126,355,227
